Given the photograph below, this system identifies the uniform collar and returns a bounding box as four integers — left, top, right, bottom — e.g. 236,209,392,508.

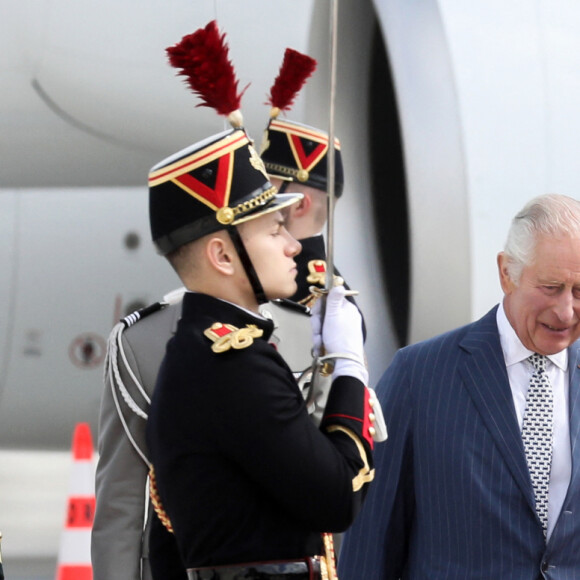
182,292,275,340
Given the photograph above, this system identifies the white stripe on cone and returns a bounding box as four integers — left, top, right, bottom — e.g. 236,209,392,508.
55,423,94,580
58,529,92,563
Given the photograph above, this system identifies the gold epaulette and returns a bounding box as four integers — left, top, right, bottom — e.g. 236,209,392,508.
306,259,327,286
204,323,263,353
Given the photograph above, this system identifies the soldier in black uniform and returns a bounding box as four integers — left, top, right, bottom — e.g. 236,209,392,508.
145,124,376,579
92,115,382,580
260,117,348,306
259,117,379,434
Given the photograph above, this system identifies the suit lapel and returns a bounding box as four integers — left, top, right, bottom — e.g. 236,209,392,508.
458,307,536,510
567,344,580,498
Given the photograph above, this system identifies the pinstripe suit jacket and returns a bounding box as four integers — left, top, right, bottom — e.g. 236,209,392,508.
338,306,580,579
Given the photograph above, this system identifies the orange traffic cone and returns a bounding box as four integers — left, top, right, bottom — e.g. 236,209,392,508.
0,530,5,580
55,423,95,580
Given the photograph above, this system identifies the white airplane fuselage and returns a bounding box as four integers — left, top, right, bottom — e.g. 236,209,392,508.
2,0,580,570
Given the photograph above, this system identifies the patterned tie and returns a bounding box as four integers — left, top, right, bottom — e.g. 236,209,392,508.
521,353,554,537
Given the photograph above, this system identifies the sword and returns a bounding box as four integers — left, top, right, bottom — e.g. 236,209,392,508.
325,0,338,296
316,0,343,379
323,0,357,299
321,0,339,543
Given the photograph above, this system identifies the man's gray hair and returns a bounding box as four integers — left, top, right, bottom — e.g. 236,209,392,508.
503,193,580,283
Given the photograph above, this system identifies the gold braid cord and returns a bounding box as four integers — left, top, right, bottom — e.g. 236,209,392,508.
149,466,174,533
300,275,353,309
326,425,375,492
320,532,338,580
298,292,321,309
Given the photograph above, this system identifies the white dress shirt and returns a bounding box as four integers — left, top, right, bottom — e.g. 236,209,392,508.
497,303,572,540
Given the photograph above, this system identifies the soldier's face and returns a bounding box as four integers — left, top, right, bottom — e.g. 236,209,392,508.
239,211,302,300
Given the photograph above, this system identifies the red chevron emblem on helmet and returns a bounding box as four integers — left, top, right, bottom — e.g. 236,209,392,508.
289,134,328,172
174,152,233,210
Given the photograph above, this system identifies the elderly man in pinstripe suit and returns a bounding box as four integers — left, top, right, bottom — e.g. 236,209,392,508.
339,194,580,579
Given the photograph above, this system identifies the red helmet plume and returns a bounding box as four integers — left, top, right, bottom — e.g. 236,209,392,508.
267,48,317,118
166,20,248,127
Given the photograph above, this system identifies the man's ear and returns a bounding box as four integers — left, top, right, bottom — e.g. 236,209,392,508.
497,252,515,294
206,235,236,276
292,192,312,217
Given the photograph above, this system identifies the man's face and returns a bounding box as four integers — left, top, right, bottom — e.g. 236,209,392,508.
270,177,327,239
499,234,580,355
239,210,302,300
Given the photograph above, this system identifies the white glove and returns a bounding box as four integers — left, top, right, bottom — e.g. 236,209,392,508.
310,285,368,385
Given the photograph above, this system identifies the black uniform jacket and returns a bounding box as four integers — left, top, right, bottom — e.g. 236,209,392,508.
146,292,374,569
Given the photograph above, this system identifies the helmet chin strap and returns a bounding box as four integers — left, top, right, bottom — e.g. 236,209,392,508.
227,225,268,305
276,180,289,193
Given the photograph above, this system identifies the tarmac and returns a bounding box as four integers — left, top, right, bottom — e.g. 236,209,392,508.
0,450,81,580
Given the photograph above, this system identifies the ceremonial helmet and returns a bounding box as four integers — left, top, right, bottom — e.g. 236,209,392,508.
149,22,302,259
261,119,343,198
260,56,344,200
149,128,301,256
